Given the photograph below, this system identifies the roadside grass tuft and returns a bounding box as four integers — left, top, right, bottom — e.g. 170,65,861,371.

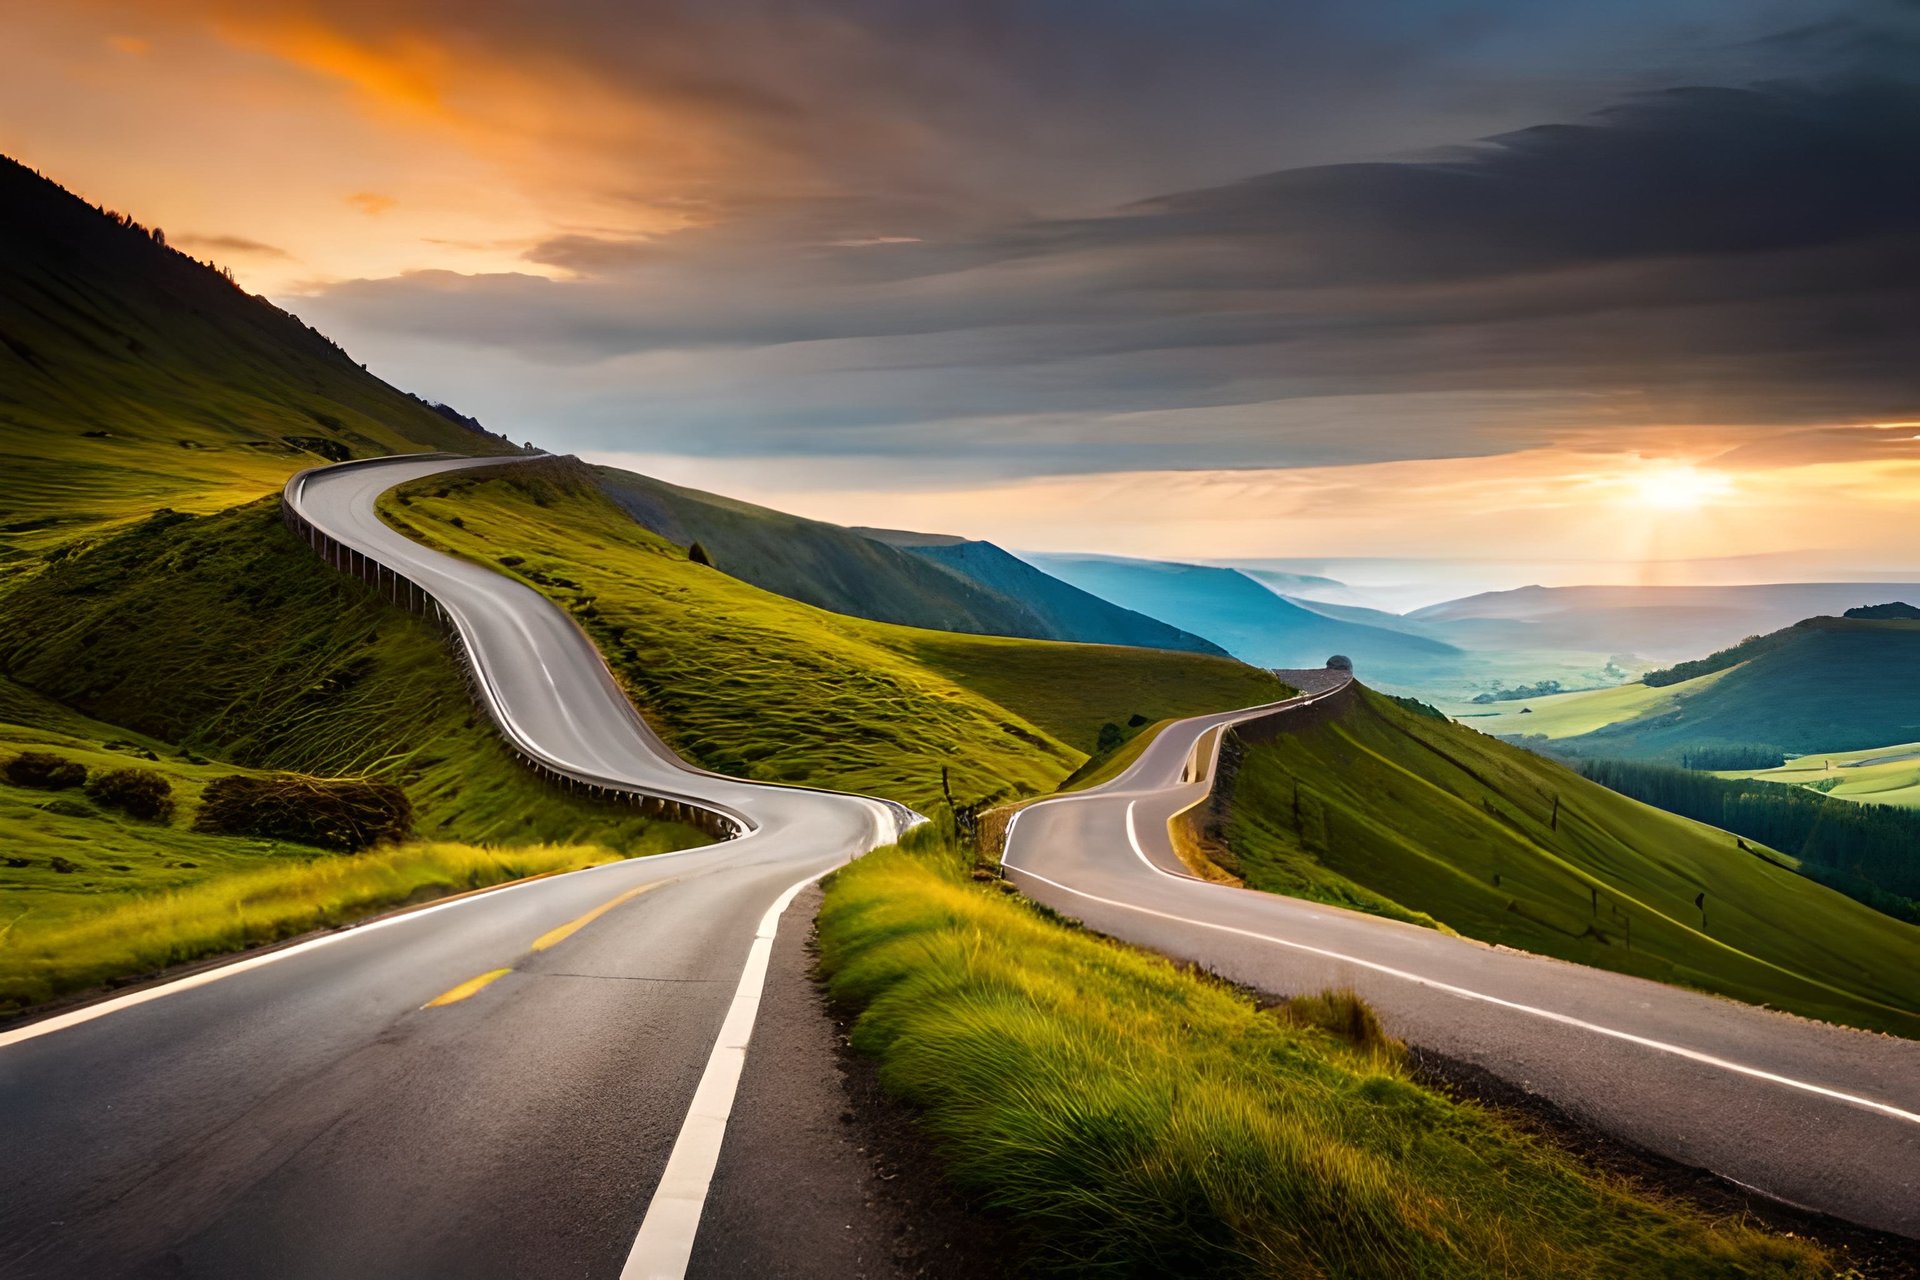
818,838,1833,1278
0,840,618,1013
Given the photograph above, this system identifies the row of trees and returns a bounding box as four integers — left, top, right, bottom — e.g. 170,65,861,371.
1575,758,1920,917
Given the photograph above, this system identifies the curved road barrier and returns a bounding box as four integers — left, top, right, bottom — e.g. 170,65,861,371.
1002,683,1920,1238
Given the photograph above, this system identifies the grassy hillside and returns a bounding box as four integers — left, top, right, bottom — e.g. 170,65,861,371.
380,460,1289,812
818,837,1829,1277
0,501,704,856
0,154,517,573
859,530,1223,654
1025,552,1461,680
1214,685,1920,1036
598,468,1059,639
1554,617,1920,762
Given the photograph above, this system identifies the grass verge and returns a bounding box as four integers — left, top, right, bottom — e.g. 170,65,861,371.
0,840,616,1012
816,837,1831,1278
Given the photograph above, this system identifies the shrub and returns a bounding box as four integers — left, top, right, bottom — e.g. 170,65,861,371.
5,751,87,790
194,774,413,851
85,767,175,821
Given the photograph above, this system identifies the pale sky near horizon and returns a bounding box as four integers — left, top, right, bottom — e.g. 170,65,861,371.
5,0,1917,590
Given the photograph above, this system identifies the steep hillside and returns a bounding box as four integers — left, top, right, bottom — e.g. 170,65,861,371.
0,154,517,568
1209,685,1920,1036
857,529,1223,654
380,460,1289,812
1553,616,1920,762
1024,552,1460,678
596,469,1220,652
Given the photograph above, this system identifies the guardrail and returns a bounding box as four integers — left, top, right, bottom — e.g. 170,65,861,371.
280,457,752,842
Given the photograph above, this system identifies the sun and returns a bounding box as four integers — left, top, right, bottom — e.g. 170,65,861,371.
1628,464,1733,511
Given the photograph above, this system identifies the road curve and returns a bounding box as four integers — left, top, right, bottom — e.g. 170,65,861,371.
0,454,906,1279
1002,679,1920,1239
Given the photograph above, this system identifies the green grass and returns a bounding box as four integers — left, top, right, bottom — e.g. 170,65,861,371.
1716,740,1920,808
1442,670,1730,739
816,838,1831,1278
0,838,619,1011
380,460,1288,812
0,500,705,855
0,501,706,1007
1220,687,1920,1035
0,154,514,578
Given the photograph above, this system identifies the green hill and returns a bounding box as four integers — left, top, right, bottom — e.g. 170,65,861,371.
1210,684,1920,1035
380,459,1291,812
1554,616,1920,763
0,153,518,572
855,528,1223,654
598,469,1218,651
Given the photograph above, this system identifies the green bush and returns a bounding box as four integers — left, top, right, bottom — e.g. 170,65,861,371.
194,774,413,851
85,767,175,821
5,751,87,790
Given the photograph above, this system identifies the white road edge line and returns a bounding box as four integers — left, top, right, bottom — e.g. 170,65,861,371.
1004,860,1920,1127
619,862,840,1280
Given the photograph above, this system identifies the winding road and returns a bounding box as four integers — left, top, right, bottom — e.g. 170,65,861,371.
0,455,904,1279
1003,681,1920,1239
1,452,1914,1280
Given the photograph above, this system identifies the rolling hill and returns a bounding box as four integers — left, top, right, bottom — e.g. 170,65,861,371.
1022,551,1460,679
594,469,1219,652
1549,615,1920,763
0,153,517,572
378,459,1290,809
1207,684,1920,1036
856,527,1223,653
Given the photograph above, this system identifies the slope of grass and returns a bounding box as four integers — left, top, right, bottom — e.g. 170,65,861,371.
1446,669,1730,739
381,460,1288,811
0,502,704,1009
0,153,516,575
1220,686,1920,1035
1555,617,1920,762
1,839,619,1012
596,467,1061,640
816,838,1829,1278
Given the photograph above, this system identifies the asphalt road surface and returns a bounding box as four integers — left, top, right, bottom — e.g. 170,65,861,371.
1003,679,1920,1239
0,454,903,1279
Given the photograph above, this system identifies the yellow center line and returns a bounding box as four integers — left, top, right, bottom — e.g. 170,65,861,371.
423,968,513,1008
531,879,672,952
420,878,675,1010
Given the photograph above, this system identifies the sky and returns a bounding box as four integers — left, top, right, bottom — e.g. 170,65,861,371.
6,0,1918,593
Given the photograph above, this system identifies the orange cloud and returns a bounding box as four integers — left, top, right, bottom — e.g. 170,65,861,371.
107,33,149,56
346,190,397,216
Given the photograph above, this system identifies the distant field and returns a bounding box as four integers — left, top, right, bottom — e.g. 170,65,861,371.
1220,686,1920,1036
1444,669,1728,738
1716,741,1920,809
381,460,1288,812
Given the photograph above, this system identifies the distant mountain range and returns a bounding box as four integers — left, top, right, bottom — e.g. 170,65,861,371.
1409,583,1920,662
595,469,1223,654
1020,552,1460,679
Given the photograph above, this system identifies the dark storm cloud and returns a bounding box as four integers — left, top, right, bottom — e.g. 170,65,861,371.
299,4,1920,472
